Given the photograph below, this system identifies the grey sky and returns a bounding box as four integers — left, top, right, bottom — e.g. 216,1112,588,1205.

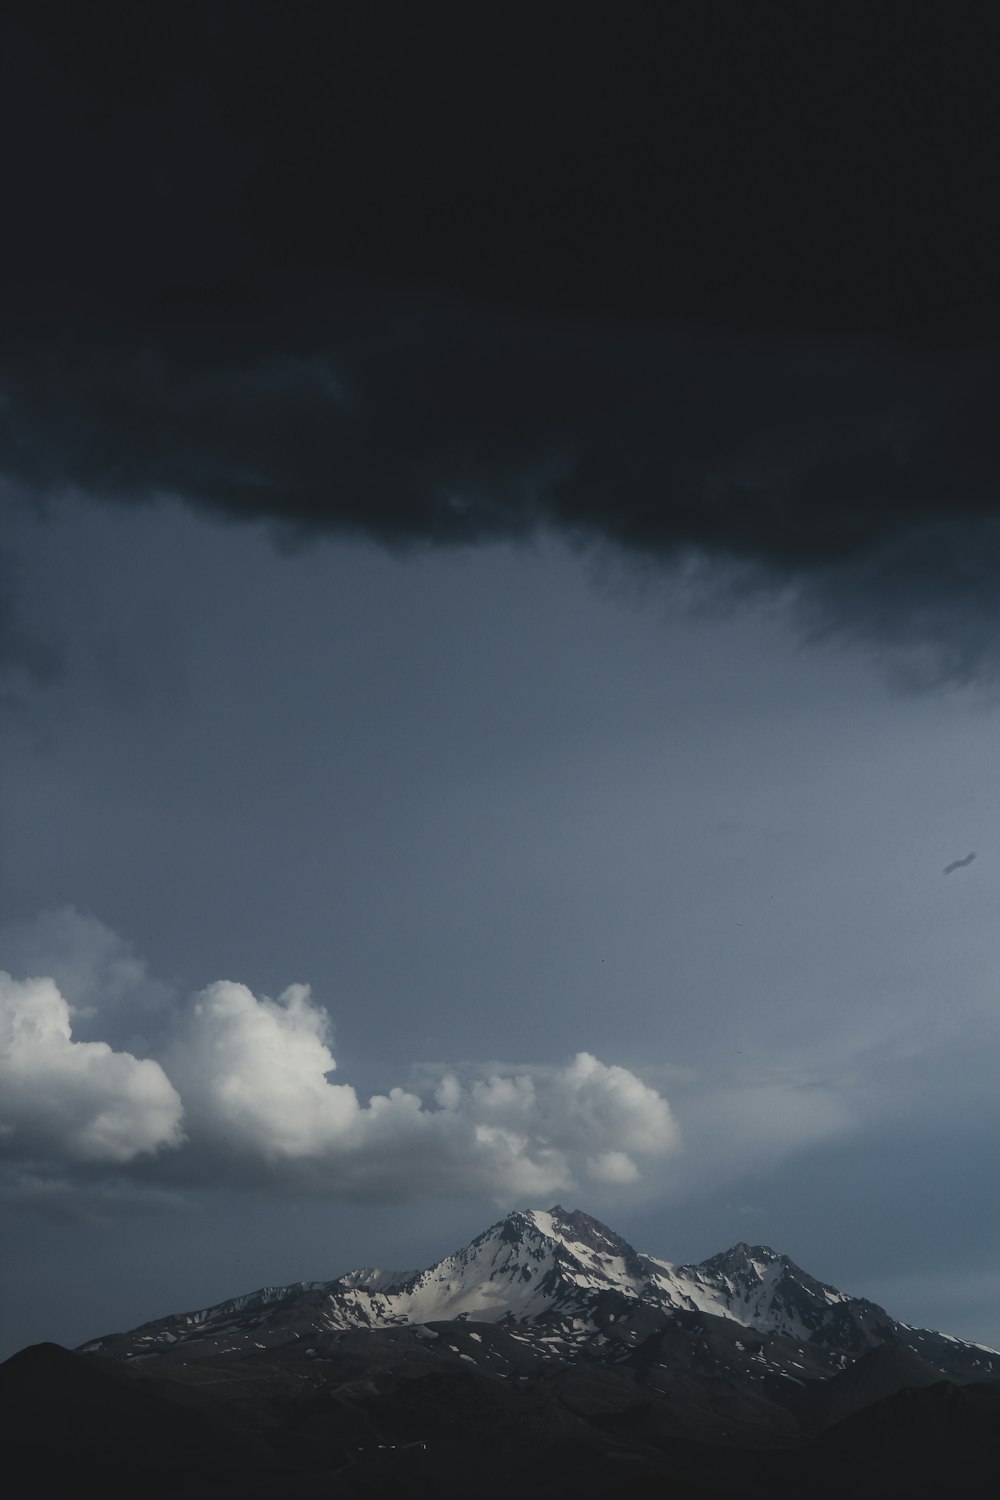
2,2,998,1385
2,486,997,1358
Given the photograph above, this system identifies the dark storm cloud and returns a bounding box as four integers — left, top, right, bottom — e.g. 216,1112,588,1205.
3,291,999,678
2,2,998,673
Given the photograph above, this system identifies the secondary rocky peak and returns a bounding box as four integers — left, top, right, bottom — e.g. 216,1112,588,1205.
707,1240,784,1267
688,1240,805,1292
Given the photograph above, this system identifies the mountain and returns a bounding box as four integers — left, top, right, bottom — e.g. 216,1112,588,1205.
82,1204,997,1386
6,1206,998,1498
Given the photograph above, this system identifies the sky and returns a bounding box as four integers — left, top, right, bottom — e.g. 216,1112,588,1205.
1,3,999,1359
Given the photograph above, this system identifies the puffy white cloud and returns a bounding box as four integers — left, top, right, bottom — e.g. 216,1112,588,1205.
0,972,184,1163
165,980,363,1157
0,939,679,1200
549,1051,678,1158
164,981,678,1199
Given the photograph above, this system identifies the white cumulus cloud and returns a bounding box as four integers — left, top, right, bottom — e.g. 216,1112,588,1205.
165,980,361,1158
163,980,678,1199
0,972,184,1163
0,922,680,1201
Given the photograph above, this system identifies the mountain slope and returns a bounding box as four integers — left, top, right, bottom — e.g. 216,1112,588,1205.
0,1342,310,1500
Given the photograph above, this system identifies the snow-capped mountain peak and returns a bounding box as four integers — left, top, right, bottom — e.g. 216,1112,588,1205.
80,1205,998,1388
67,1204,1000,1500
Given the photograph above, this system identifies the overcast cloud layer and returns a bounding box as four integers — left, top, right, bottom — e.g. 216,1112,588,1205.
2,8,999,685
3,302,999,688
